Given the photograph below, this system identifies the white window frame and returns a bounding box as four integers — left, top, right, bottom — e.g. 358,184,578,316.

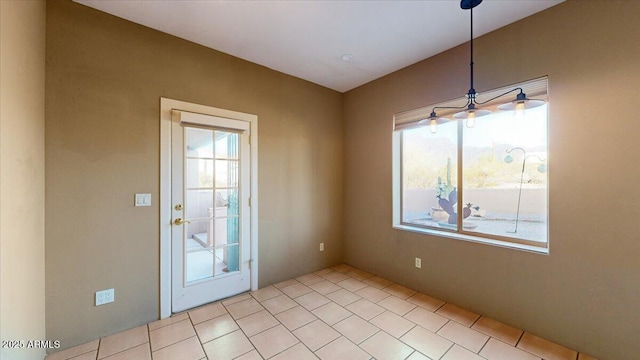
392,78,549,254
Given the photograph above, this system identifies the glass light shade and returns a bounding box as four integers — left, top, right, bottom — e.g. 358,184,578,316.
453,108,491,120
504,155,513,163
497,98,545,111
538,164,547,173
466,112,476,128
418,115,449,134
430,119,438,133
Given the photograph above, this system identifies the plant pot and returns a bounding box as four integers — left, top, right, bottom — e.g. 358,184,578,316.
430,207,449,222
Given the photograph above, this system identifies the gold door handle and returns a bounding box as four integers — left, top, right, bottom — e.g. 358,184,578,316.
174,218,191,225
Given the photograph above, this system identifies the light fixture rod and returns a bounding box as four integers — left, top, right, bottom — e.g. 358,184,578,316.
469,4,475,96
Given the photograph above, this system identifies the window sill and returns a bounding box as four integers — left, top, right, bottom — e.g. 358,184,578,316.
392,223,549,255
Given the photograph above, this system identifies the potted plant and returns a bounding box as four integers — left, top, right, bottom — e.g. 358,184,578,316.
430,157,455,222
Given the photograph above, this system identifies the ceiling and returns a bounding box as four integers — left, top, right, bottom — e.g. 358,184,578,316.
75,0,564,93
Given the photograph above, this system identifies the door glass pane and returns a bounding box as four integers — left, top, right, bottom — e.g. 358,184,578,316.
186,159,213,188
185,221,214,282
185,190,214,220
186,127,214,158
215,160,238,188
215,132,239,159
184,125,241,283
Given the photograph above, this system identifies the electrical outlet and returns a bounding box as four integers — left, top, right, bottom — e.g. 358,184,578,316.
415,257,422,269
95,288,115,306
319,243,325,252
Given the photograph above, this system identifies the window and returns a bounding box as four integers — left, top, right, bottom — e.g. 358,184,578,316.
392,78,548,252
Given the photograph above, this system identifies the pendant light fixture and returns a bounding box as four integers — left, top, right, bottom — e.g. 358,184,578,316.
424,0,546,133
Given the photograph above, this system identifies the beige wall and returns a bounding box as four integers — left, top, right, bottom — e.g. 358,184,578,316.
343,1,640,359
45,0,343,349
0,1,47,359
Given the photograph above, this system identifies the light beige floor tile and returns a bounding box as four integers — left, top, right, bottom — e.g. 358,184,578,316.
517,332,578,360
295,291,331,310
378,295,417,316
251,286,283,302
296,273,324,286
234,349,263,360
280,283,314,298
313,268,334,276
194,314,239,343
320,271,350,283
221,293,253,306
312,302,352,325
400,326,453,360
382,284,417,299
370,311,415,338
101,343,150,360
578,353,598,360
480,338,541,360
249,325,299,359
435,303,480,327
236,310,280,337
293,320,341,351
404,307,449,332
316,336,371,360
355,286,391,303
308,280,342,295
68,351,98,360
472,316,523,346
188,302,227,325
149,319,195,351
441,344,486,360
333,315,380,345
151,336,204,360
436,320,489,353
345,298,385,320
332,264,356,273
225,298,265,320
336,278,368,292
98,325,148,359
360,330,414,360
148,313,189,331
203,330,254,360
345,269,374,281
406,293,446,312
325,289,361,307
406,351,430,360
261,294,298,315
46,340,99,360
274,279,300,289
400,326,453,359
275,306,318,331
362,276,394,289
271,342,318,360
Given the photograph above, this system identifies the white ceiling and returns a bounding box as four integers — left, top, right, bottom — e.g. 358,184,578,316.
75,0,563,93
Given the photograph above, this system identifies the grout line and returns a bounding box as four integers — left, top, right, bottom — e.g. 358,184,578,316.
515,330,525,346
187,311,209,359
145,325,152,359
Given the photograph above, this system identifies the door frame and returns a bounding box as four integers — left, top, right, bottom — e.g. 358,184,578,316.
160,97,259,318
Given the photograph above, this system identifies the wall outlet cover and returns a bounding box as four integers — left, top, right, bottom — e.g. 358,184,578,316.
96,288,115,306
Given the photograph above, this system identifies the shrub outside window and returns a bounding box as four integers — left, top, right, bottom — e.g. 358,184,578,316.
392,78,548,251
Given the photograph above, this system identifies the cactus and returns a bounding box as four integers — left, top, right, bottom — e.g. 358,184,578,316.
435,157,473,225
436,156,455,200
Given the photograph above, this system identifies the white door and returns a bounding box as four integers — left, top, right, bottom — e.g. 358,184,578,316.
171,110,252,312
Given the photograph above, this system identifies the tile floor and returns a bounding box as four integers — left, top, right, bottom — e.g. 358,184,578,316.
46,264,597,360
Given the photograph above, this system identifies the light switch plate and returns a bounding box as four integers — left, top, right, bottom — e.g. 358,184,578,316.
135,193,151,207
